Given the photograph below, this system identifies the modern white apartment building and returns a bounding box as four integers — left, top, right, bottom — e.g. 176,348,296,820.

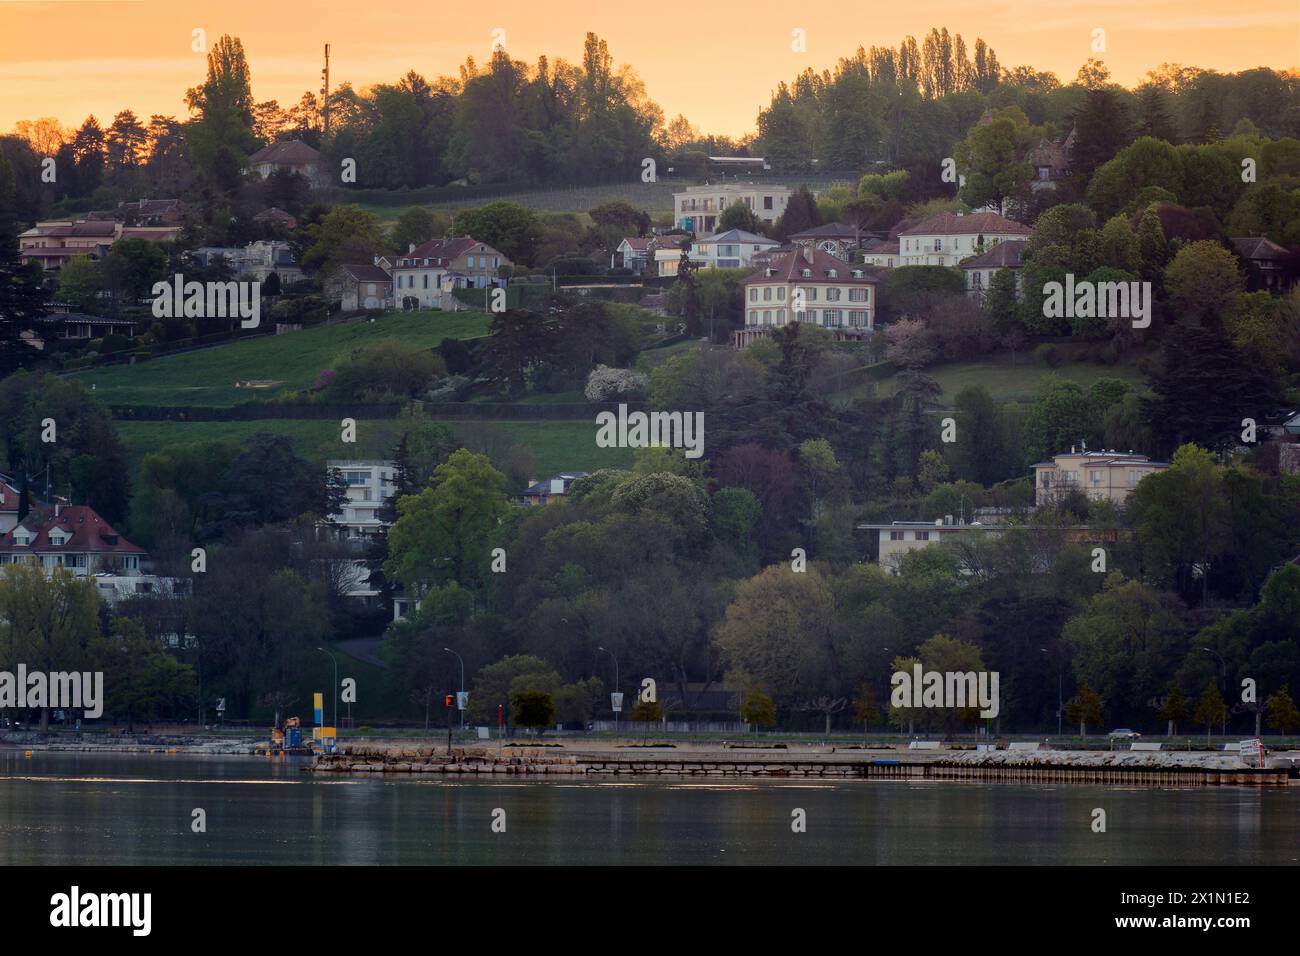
691,229,780,270
326,460,397,543
673,184,792,236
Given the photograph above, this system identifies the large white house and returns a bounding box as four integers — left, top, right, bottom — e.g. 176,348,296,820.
326,460,397,544
897,211,1031,267
735,246,880,347
1033,448,1168,507
658,229,779,277
674,184,792,236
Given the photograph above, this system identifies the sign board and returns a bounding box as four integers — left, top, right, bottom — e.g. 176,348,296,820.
456,691,469,711
1238,738,1264,768
215,698,225,713
477,727,490,740
611,692,624,713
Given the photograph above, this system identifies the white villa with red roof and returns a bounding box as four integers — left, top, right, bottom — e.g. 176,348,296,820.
897,211,1031,267
390,237,512,309
735,246,880,347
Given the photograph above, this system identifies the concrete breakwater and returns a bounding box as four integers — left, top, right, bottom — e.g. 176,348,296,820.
310,745,1292,786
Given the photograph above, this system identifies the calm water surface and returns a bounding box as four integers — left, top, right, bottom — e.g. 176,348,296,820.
1,751,1297,865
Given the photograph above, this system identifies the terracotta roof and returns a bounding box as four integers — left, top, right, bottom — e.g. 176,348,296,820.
898,211,1031,238
620,237,651,252
19,221,117,239
652,235,689,250
960,240,1027,269
789,223,863,240
341,263,393,282
396,236,503,267
742,246,883,285
1231,236,1289,261
862,238,900,254
0,505,145,556
248,140,321,166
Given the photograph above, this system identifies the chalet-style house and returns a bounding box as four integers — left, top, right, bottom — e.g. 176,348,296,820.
674,183,792,236
331,264,393,311
615,237,651,274
18,220,181,272
1231,236,1293,292
897,211,1031,267
789,223,866,261
961,240,1026,300
247,140,322,184
735,246,880,347
1033,447,1168,507
391,237,511,310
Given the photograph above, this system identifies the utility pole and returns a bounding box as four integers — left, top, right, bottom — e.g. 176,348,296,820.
320,44,331,139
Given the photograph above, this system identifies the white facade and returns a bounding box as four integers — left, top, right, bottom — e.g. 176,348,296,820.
674,184,792,236
327,460,397,542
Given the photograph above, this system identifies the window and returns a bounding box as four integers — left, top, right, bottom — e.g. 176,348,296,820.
778,288,786,300
849,288,869,302
763,287,772,301
825,287,841,302
344,471,368,485
763,310,771,324
1091,470,1103,485
890,531,904,541
849,310,869,327
916,531,930,541
422,275,429,289
749,288,758,302
764,196,773,210
777,310,786,324
933,239,942,251
824,310,843,327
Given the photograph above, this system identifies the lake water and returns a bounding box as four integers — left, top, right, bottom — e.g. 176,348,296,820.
2,751,1297,865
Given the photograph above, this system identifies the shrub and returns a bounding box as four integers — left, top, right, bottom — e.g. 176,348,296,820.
584,364,649,402
1034,343,1062,367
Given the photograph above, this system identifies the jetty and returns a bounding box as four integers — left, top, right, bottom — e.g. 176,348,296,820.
309,743,1294,787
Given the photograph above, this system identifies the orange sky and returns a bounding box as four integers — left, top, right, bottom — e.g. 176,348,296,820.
1,0,1297,139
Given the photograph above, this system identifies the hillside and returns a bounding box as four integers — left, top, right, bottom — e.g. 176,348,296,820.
69,310,492,408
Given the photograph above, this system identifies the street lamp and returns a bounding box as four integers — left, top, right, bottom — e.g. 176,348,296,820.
1200,646,1227,737
597,646,619,730
1041,648,1063,738
315,646,338,732
443,647,465,730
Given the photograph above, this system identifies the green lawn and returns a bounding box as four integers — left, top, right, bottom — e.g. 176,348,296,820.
70,311,492,407
116,418,632,478
870,355,1149,407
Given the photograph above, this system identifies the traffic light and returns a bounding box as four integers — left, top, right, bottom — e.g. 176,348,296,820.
444,694,454,708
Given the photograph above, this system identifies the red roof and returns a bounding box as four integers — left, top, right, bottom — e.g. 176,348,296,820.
741,246,883,285
0,506,145,556
248,140,321,166
898,211,1031,237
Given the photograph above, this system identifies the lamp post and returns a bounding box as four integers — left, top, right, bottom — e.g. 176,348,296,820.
1200,646,1228,738
315,646,338,732
1041,648,1063,739
443,647,465,730
598,646,619,731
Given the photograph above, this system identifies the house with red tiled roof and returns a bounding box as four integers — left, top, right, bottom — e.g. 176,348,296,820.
390,237,511,309
0,505,145,575
331,263,394,311
735,246,882,347
1027,128,1075,192
247,140,322,183
897,211,1031,267
960,239,1026,300
0,479,24,535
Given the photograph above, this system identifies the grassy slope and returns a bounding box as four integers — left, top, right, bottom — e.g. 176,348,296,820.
116,418,633,478
867,355,1148,407
70,311,492,407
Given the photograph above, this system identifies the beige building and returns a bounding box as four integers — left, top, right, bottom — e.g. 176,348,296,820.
1033,448,1168,507
674,183,792,236
734,246,879,346
897,211,1031,267
18,220,181,272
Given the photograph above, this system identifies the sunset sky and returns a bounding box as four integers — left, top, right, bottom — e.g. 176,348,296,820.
1,0,1297,138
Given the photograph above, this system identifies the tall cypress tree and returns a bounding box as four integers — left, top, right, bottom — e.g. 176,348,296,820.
0,147,45,375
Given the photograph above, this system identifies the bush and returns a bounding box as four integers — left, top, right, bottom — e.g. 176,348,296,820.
99,333,132,355
584,364,649,402
1034,343,1062,367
